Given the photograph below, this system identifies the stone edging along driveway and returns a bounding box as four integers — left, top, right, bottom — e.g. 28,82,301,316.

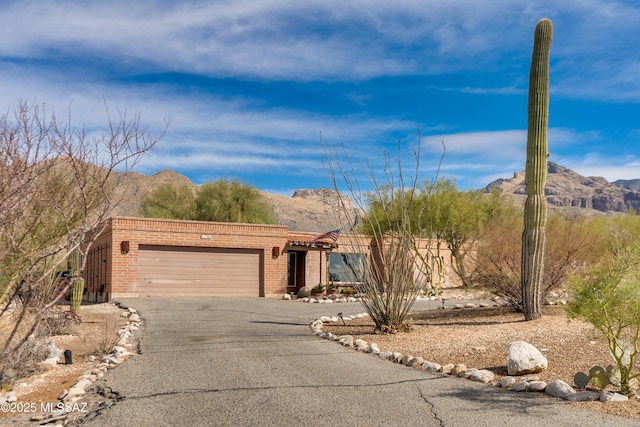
308,310,630,404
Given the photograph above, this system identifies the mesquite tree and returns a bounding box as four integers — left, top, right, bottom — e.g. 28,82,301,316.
0,101,166,382
522,18,553,321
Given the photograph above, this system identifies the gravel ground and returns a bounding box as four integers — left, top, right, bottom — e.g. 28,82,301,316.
1,303,128,426
321,304,640,420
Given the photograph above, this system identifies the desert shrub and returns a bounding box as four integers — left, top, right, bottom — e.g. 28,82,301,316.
4,338,50,381
42,308,78,336
473,212,596,309
88,319,120,358
323,141,433,333
567,245,640,396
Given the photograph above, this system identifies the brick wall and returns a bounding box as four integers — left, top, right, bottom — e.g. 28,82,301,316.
85,216,459,302
89,217,291,299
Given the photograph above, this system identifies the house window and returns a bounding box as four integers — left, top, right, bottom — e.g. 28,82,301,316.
287,252,297,287
329,253,366,283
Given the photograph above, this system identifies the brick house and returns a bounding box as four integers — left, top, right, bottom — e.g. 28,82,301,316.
84,216,457,301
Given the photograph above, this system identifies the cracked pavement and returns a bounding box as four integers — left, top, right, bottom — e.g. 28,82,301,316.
78,298,639,427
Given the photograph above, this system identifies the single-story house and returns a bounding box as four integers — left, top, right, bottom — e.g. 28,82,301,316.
83,216,457,301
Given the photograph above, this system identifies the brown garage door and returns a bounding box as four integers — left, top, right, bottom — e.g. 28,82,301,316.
138,245,261,297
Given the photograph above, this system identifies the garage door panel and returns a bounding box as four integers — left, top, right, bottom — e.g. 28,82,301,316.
138,245,261,297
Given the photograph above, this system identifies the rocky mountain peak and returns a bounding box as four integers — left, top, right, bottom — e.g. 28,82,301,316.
487,161,640,214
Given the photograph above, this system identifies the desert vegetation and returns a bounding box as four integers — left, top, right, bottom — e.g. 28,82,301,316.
141,178,276,224
0,100,165,386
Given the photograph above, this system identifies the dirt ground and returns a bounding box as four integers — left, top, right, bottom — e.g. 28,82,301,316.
0,302,128,424
322,303,640,419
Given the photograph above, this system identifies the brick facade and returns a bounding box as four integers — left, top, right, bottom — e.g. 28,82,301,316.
85,217,296,300
84,217,459,301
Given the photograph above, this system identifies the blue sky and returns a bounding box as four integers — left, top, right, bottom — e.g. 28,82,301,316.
1,1,639,195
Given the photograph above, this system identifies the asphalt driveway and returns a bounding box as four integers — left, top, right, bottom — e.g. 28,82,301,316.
80,298,637,426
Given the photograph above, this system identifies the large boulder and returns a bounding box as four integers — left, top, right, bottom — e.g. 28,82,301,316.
507,341,548,375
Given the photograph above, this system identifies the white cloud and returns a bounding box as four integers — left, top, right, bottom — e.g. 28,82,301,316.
422,130,526,160
0,0,635,98
572,165,640,182
561,151,640,182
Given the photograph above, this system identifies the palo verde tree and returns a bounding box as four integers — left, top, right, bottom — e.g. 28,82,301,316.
141,178,275,224
0,100,166,383
568,244,640,397
522,18,553,320
141,183,196,219
416,179,515,287
195,179,275,224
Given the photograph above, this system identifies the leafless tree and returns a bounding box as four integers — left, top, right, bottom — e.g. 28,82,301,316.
0,101,167,381
322,137,441,333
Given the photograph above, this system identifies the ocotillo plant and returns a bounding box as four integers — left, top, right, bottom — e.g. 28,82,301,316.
522,18,553,321
70,278,85,314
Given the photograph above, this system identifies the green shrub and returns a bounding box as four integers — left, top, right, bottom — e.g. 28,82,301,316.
567,246,640,396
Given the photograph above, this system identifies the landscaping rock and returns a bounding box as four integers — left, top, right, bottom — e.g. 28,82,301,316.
450,364,467,376
499,376,517,389
407,356,424,367
545,380,575,399
401,355,415,366
507,341,548,375
600,391,629,402
527,381,548,392
458,369,478,379
470,370,495,383
422,361,442,373
379,352,393,360
365,344,380,354
566,391,601,402
441,363,455,375
511,380,529,392
338,335,353,347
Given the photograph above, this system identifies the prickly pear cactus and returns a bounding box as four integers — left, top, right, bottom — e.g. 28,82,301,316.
589,366,610,390
522,18,553,321
574,371,590,389
70,277,85,314
574,366,612,390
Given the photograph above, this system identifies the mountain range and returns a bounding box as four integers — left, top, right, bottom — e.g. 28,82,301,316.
486,162,640,215
113,162,640,232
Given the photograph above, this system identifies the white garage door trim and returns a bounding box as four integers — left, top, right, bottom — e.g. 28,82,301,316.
138,245,262,297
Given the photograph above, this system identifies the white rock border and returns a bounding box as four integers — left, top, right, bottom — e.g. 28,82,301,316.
310,311,630,403
0,303,143,425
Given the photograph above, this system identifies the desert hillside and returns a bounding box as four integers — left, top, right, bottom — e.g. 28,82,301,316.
486,162,640,214
110,162,640,232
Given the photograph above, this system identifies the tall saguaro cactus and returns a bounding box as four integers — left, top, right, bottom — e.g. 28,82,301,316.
522,18,553,321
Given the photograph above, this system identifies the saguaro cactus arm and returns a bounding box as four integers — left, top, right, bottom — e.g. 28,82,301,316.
522,18,553,321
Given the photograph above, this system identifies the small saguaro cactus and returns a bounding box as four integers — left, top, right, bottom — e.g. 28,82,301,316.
521,18,553,321
70,277,85,314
